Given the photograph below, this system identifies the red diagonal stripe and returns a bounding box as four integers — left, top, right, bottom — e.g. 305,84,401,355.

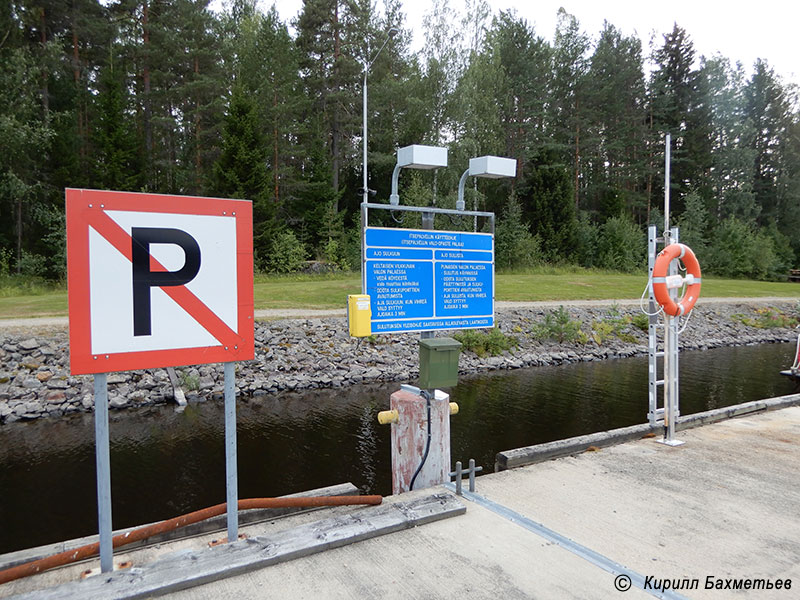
86,209,242,349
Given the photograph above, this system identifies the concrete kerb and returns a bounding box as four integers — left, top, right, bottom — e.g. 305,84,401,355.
495,393,800,471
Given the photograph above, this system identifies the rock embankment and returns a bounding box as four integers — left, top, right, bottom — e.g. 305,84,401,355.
1,300,797,424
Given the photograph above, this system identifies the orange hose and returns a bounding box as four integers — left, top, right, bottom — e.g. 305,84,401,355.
0,495,382,585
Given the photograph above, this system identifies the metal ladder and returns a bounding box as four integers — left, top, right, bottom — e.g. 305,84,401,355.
647,225,680,426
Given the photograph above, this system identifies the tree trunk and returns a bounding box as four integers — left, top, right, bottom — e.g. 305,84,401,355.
143,2,152,182
273,89,279,205
72,7,85,163
39,8,49,118
194,56,201,193
331,0,341,202
15,198,22,275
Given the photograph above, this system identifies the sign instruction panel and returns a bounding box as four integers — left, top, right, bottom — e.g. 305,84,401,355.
67,189,254,374
364,227,494,333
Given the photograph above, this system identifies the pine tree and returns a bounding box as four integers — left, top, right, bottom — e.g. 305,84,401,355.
211,86,276,261
702,56,757,221
483,11,551,191
550,8,590,210
745,60,792,226
585,22,648,221
236,7,303,210
92,64,143,191
518,149,577,262
649,24,713,214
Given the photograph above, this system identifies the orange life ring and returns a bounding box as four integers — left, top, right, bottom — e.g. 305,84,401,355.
652,243,702,316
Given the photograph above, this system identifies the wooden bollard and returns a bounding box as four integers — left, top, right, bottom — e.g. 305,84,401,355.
387,388,451,495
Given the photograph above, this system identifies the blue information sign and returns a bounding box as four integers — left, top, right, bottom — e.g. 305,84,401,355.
364,227,494,333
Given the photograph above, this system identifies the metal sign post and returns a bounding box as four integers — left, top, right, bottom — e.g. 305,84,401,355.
224,362,238,542
93,373,113,572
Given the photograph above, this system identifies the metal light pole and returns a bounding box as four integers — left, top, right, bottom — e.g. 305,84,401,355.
362,28,398,205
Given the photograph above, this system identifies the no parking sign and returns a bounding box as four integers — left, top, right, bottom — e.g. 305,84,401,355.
66,189,254,375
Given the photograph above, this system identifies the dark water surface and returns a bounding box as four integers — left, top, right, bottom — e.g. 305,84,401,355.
1,342,797,554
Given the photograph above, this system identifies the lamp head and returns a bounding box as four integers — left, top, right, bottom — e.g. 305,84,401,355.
396,145,448,170
469,156,517,179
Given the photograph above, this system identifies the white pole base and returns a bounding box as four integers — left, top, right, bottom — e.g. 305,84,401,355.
656,438,686,447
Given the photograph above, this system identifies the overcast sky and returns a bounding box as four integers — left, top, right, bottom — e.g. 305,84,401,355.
268,0,799,87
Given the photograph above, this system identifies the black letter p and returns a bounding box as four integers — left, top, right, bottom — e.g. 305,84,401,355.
132,228,201,336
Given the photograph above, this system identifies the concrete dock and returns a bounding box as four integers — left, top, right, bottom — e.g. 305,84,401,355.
2,404,799,599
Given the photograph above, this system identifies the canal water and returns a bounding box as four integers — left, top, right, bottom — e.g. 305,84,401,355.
0,342,797,555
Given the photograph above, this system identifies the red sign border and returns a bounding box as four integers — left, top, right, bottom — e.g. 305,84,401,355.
66,188,254,375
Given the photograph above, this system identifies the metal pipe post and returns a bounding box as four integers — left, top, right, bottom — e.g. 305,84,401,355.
224,361,239,542
93,373,113,573
362,69,368,206
664,132,671,240
389,164,402,205
456,169,469,211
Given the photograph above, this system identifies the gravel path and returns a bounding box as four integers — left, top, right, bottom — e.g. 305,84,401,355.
0,297,796,330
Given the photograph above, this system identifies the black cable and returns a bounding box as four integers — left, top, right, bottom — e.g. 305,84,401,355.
409,389,432,491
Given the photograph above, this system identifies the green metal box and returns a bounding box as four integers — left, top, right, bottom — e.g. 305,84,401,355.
418,337,462,389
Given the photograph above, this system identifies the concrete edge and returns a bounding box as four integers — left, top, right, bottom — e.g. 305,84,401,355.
495,393,800,471
0,482,360,572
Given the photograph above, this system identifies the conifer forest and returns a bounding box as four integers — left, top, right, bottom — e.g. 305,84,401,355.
1,0,798,280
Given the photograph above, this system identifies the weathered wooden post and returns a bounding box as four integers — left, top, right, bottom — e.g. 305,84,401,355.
382,388,455,494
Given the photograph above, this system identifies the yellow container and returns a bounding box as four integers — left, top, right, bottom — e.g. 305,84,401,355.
347,294,372,337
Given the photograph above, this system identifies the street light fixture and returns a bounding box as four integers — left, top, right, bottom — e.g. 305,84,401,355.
362,27,398,205
456,155,517,210
389,144,449,205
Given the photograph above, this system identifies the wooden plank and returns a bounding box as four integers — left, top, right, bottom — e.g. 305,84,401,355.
0,483,360,571
15,492,465,600
496,423,659,471
496,394,800,470
165,367,187,406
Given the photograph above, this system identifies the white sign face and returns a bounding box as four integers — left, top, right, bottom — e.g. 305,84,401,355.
67,189,254,375
89,211,237,354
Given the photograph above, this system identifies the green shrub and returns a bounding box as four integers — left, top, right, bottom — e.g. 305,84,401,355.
18,251,49,278
533,306,587,343
589,313,642,345
265,230,307,274
179,371,200,391
495,194,543,270
630,313,650,332
453,327,518,357
590,320,616,345
704,217,787,280
596,216,645,273
572,212,599,268
731,307,799,329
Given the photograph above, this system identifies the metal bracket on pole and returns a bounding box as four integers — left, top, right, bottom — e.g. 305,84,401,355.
224,361,239,541
93,373,113,573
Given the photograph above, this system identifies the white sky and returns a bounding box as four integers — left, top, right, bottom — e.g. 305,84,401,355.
267,0,799,87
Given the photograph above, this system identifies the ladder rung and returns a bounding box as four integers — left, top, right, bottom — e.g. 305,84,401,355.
654,351,664,358
655,379,665,386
